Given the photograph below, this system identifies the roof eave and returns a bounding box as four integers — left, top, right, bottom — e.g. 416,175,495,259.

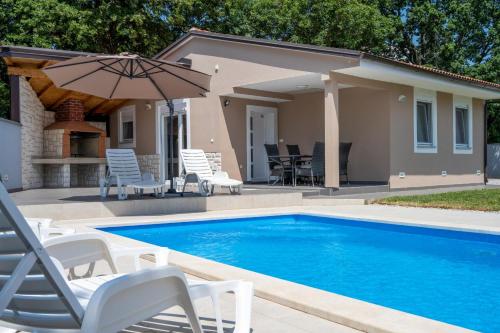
154,30,362,60
362,53,500,94
0,45,97,61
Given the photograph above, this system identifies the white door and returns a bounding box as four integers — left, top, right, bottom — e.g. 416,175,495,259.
246,106,277,182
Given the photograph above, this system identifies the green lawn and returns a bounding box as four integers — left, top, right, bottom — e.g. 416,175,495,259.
375,188,500,212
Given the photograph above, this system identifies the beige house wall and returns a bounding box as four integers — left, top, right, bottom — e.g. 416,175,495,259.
388,87,485,188
109,100,160,180
157,38,357,182
339,87,391,182
109,36,487,188
277,92,324,156
191,96,277,181
109,100,156,155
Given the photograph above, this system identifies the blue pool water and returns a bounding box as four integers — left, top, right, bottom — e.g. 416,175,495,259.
100,214,500,332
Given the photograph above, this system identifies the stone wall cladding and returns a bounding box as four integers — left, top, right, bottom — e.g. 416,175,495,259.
43,129,64,157
20,77,49,189
205,152,222,173
136,154,161,181
70,164,106,187
44,111,55,127
43,164,70,188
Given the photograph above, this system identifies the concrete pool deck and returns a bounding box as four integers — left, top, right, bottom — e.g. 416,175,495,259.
46,204,500,333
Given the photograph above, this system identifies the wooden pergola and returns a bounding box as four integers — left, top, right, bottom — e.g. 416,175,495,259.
0,46,129,122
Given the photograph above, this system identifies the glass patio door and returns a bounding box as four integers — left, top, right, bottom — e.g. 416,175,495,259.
158,100,189,182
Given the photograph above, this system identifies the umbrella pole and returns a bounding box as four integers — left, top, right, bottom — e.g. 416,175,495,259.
167,99,177,193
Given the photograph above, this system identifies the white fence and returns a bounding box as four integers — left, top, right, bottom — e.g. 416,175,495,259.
487,144,500,179
0,118,22,190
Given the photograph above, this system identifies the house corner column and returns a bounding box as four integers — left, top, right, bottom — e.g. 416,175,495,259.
323,75,340,188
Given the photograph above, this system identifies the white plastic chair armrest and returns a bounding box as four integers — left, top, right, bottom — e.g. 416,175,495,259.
82,266,203,333
110,245,169,270
43,232,119,274
40,227,75,242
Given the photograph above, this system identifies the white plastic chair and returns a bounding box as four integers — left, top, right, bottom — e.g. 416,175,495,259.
0,182,252,333
180,149,243,196
102,149,165,200
43,232,252,333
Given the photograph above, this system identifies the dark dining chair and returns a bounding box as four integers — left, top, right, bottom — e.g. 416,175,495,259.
264,144,292,185
340,142,352,183
286,144,309,168
294,142,325,186
286,144,301,156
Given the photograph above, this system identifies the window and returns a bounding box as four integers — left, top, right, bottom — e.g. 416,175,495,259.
414,88,437,153
416,101,433,146
119,105,136,148
453,96,473,154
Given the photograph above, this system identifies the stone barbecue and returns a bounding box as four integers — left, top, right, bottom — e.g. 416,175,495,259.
34,98,107,188
44,99,105,158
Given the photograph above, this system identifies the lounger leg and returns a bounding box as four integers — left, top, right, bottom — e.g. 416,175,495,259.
117,186,126,200
179,298,204,333
210,294,224,333
233,281,253,333
190,280,253,333
99,178,107,198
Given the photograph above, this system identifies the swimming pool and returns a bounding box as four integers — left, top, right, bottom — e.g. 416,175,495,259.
100,214,500,332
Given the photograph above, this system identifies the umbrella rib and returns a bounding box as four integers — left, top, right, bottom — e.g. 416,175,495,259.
135,60,169,100
98,60,128,76
43,58,109,70
60,58,123,88
134,59,149,77
109,71,123,99
109,59,129,97
141,59,210,93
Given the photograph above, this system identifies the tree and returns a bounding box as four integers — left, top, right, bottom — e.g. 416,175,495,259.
0,0,498,140
0,0,176,117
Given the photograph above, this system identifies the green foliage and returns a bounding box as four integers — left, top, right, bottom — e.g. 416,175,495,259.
488,104,500,143
0,0,498,137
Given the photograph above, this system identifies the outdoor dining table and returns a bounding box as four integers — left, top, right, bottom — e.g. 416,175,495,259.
268,154,312,186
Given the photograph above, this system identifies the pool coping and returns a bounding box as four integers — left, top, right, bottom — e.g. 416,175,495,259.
56,206,490,333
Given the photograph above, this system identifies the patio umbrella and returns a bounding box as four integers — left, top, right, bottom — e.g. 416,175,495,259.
43,53,211,193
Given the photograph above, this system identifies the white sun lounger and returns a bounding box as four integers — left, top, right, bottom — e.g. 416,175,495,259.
101,149,165,200
43,232,252,333
180,149,243,196
0,182,252,333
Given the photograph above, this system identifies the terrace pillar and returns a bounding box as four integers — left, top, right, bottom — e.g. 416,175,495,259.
323,75,340,188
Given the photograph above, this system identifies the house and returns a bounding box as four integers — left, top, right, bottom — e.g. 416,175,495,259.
1,29,500,192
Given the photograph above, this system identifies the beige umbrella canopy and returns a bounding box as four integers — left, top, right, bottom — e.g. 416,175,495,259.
42,53,211,100
43,53,211,194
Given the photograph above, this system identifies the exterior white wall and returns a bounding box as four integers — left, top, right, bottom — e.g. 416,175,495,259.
0,118,22,190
